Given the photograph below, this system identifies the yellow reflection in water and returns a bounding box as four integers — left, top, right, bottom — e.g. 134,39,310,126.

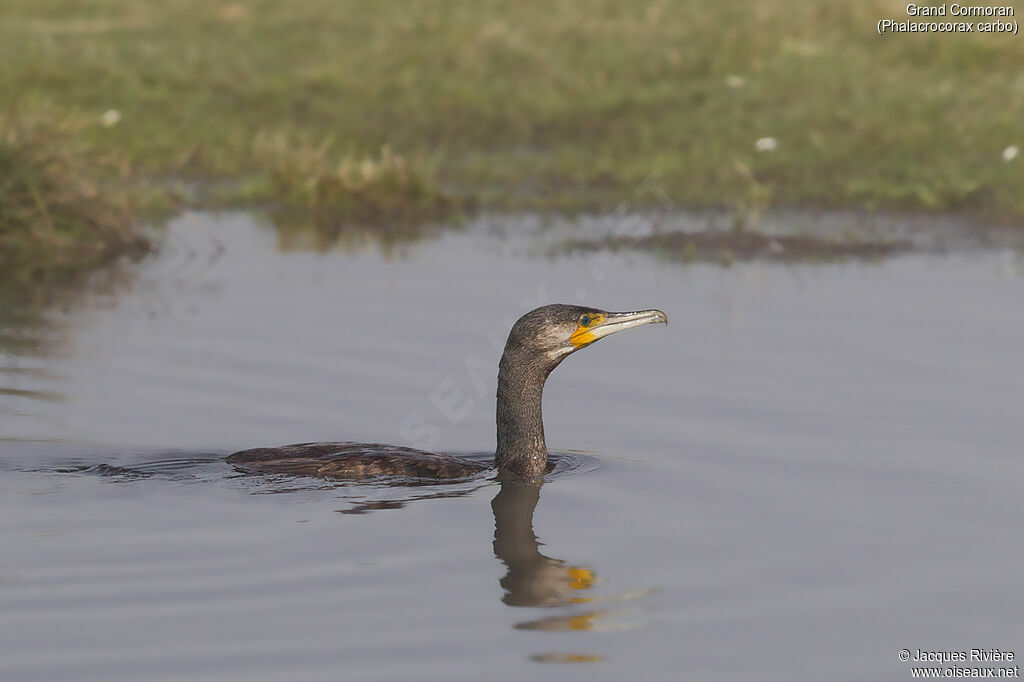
491,477,654,663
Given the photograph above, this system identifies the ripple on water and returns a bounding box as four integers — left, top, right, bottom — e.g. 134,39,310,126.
4,212,1023,680
26,448,600,514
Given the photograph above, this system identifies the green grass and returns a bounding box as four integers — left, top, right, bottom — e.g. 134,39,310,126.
2,0,1023,261
0,115,155,266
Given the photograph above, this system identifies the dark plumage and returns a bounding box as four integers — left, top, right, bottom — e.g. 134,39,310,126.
227,303,666,480
227,442,486,480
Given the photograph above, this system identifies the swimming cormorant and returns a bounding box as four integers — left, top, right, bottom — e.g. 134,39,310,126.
227,304,667,479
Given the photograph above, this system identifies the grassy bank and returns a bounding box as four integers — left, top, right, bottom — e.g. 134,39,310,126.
0,116,156,267
2,0,1023,260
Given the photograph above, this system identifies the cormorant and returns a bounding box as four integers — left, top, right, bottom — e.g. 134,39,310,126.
227,304,667,479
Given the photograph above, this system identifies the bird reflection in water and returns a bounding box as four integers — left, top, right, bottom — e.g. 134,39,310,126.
492,475,652,663
492,477,598,610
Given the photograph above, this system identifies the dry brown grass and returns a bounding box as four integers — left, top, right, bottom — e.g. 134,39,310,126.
252,134,454,224
0,116,153,266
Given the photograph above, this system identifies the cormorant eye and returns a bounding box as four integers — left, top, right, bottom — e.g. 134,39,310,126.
579,314,591,327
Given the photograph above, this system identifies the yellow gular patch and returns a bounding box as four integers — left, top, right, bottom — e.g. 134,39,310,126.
569,313,606,348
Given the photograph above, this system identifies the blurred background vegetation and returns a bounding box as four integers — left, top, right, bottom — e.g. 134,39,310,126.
2,0,1023,269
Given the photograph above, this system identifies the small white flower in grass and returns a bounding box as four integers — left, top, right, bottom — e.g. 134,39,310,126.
100,109,121,127
1003,145,1019,162
725,75,745,89
755,137,777,152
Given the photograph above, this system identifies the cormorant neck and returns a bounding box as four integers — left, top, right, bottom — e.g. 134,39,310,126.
495,343,560,477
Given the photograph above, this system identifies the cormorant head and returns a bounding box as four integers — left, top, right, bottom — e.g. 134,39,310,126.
496,303,667,476
505,304,668,364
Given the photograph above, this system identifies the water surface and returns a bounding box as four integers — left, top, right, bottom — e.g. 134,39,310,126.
1,212,1022,681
